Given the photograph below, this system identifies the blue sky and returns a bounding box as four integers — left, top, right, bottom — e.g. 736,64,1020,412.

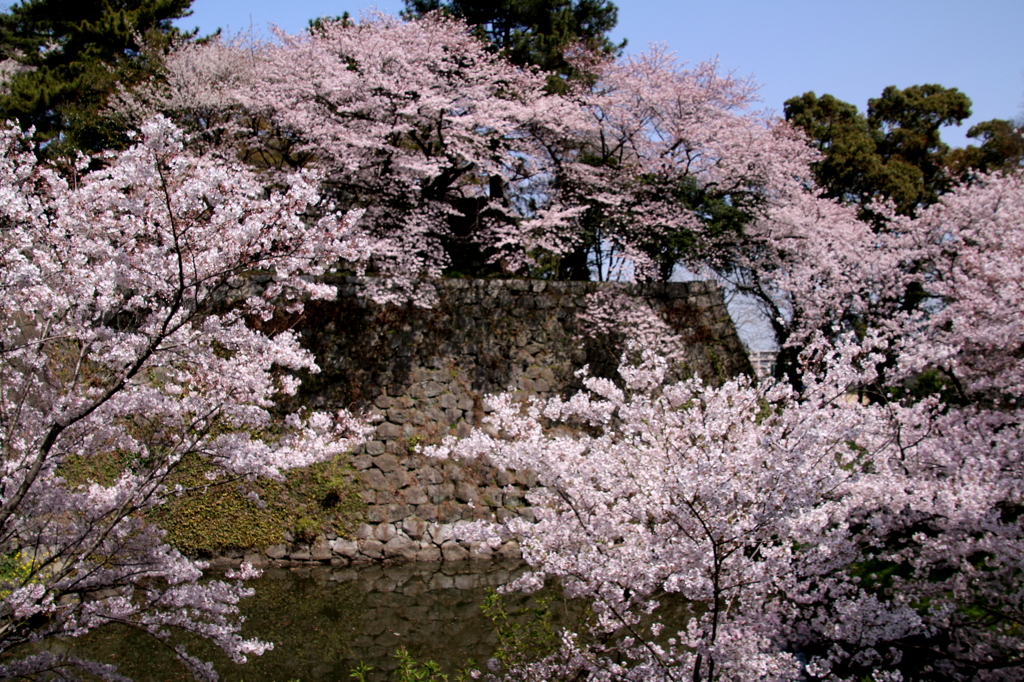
175,0,1024,148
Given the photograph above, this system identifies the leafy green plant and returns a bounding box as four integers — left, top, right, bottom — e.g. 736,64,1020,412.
350,648,476,682
481,589,562,671
0,551,36,598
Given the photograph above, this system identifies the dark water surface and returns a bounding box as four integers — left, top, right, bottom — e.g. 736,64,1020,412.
62,561,552,681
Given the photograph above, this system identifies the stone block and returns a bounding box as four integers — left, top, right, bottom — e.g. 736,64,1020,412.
515,469,540,487
402,515,428,540
362,469,390,491
386,469,411,489
265,544,288,560
386,503,413,521
404,486,429,506
428,523,451,545
387,408,411,424
311,541,333,562
351,454,373,470
360,539,384,560
421,381,445,398
414,546,442,562
417,466,445,485
517,507,538,523
373,454,400,473
468,505,492,520
482,486,503,508
383,535,419,562
331,538,359,558
354,523,374,540
437,501,462,523
373,523,397,543
208,556,241,569
455,482,480,504
441,541,469,562
243,553,268,568
443,461,465,482
376,422,402,440
415,503,437,521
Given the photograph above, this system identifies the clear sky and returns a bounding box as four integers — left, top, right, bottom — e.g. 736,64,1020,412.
174,0,1024,148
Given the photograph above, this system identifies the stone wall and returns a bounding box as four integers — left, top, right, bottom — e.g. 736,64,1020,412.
250,278,752,565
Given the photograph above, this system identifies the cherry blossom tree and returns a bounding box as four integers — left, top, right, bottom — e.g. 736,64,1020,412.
121,15,825,292
548,46,817,282
120,13,592,297
888,172,1024,403
46,8,1021,680
429,345,874,680
429,172,1024,681
0,116,369,680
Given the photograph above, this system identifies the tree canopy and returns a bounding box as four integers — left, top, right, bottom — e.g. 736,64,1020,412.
400,0,624,92
946,117,1024,178
0,0,193,158
786,84,1024,224
784,84,974,221
121,16,800,285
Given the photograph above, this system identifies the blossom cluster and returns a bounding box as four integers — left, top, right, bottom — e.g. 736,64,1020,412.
431,172,1024,680
0,117,368,679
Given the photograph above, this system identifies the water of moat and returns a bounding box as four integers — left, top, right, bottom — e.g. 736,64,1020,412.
57,561,576,682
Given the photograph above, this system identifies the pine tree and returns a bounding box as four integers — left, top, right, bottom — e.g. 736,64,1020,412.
784,85,974,222
401,0,624,93
0,0,194,159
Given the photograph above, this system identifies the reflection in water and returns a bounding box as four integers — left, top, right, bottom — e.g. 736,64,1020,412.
60,561,558,681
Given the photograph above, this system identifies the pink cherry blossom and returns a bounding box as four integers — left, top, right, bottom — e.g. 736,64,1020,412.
0,117,369,678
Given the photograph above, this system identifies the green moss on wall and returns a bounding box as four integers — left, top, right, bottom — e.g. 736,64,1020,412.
61,450,365,554
149,453,365,553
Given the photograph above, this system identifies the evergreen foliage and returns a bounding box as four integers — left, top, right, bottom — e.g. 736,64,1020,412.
0,0,194,158
786,84,1024,227
400,0,624,92
785,85,972,221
